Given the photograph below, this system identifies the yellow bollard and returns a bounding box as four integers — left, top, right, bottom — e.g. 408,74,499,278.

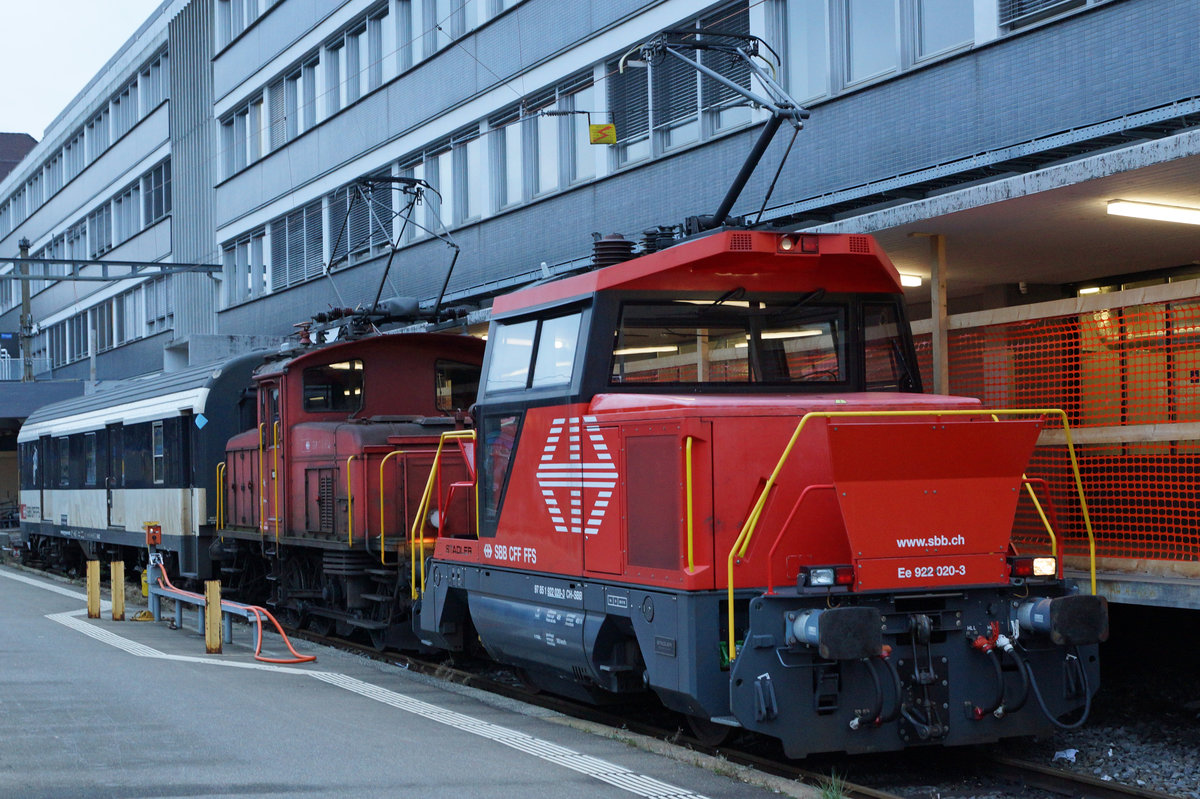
111,562,125,621
204,580,222,654
140,568,148,597
86,560,100,619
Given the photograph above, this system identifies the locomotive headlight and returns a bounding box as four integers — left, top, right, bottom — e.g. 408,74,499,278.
428,509,441,530
1032,557,1056,577
778,235,795,251
808,567,835,586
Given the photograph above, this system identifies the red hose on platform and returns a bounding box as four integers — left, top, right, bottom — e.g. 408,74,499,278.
155,568,316,664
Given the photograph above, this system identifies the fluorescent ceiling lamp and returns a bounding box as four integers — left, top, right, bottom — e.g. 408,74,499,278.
613,345,678,356
899,273,923,287
760,329,823,340
1078,286,1102,296
1107,199,1200,225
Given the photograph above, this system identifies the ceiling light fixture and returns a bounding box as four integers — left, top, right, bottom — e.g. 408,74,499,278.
899,273,923,287
1107,199,1200,226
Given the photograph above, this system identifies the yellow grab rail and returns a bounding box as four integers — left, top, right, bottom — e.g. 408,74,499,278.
345,454,357,547
410,430,477,600
725,408,1095,663
257,423,266,539
1023,481,1058,558
216,462,226,535
685,437,695,572
273,421,282,542
378,449,405,565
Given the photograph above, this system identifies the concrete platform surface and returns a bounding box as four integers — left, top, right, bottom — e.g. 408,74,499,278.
0,566,790,799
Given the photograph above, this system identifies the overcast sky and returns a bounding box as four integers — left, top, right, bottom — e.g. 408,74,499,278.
0,1,167,140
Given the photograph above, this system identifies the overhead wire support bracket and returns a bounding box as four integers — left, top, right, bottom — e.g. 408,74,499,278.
2,257,221,282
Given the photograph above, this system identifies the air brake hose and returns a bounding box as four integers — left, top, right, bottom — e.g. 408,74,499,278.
971,648,1006,720
877,654,903,724
849,657,884,730
998,645,1030,713
1018,645,1092,730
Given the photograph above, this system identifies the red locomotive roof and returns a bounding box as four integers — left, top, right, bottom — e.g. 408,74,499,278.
492,230,903,316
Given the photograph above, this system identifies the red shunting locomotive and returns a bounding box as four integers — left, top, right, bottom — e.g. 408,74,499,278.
415,229,1108,757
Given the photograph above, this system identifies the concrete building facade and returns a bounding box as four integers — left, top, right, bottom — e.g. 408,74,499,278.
2,0,1199,603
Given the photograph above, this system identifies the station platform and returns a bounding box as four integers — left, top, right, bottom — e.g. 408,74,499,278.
0,564,802,799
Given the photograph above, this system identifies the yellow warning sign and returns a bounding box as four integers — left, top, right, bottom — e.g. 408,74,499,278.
589,123,617,145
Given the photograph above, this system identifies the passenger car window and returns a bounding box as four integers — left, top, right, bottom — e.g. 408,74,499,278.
303,360,364,412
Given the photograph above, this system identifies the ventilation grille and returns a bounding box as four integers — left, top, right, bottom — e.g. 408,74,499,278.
848,236,871,254
729,232,754,251
319,475,334,533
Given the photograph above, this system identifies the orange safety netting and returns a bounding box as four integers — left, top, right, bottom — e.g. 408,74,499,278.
915,300,1200,563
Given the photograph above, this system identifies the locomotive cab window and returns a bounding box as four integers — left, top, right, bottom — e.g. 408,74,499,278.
485,312,582,393
435,360,481,412
864,301,918,392
610,296,846,385
303,359,364,412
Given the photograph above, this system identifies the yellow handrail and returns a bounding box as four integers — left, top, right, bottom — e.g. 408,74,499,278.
216,462,226,535
685,437,695,572
346,454,357,547
725,408,1095,663
1024,481,1058,558
257,423,266,539
410,429,477,600
273,420,281,543
378,449,405,565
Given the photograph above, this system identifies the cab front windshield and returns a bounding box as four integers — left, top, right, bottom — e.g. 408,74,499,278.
611,294,846,385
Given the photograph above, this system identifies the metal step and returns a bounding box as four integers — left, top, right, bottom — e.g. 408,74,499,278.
343,618,388,630
364,568,396,579
361,593,394,603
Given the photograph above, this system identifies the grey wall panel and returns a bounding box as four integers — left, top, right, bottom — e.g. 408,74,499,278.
169,0,220,337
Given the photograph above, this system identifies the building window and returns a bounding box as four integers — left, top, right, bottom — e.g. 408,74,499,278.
999,0,1088,28
329,179,393,265
145,276,174,335
217,0,268,47
607,3,751,167
111,79,140,140
86,108,110,162
268,201,323,289
88,204,113,258
63,132,85,182
918,0,973,57
140,51,170,112
222,229,268,304
143,161,172,224
846,0,898,83
113,183,141,245
784,0,973,100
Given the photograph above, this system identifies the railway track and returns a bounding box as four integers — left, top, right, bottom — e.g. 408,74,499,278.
288,628,1184,799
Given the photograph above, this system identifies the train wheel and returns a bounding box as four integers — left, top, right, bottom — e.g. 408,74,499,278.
686,715,732,748
369,628,388,652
